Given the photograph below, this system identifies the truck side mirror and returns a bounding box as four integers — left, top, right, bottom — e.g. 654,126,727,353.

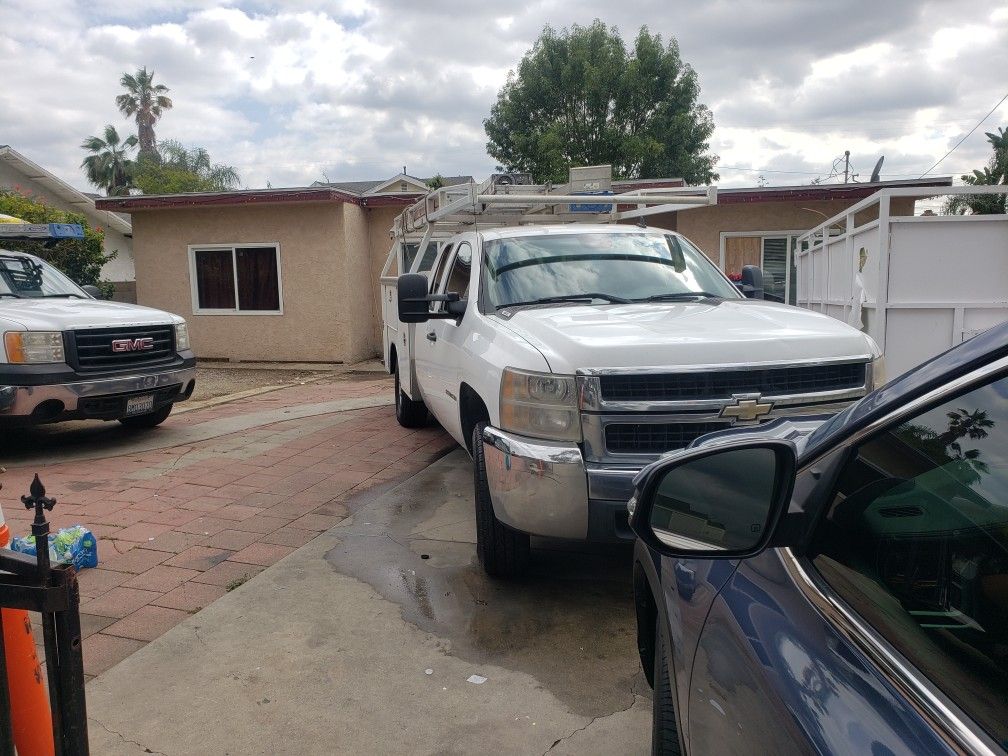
740,266,764,299
398,274,432,323
81,284,101,298
628,439,796,558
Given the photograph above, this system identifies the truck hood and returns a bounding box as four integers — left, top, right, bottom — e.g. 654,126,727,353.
0,299,183,331
497,299,876,372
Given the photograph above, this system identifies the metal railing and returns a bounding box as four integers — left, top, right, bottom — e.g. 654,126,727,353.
0,475,89,755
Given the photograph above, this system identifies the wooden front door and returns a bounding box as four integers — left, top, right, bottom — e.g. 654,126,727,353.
724,236,761,277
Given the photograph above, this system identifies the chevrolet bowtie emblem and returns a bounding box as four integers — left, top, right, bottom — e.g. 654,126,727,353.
719,397,774,423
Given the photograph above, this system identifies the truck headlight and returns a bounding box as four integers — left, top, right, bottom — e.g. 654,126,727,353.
869,355,886,390
174,322,191,352
4,331,65,364
499,367,581,442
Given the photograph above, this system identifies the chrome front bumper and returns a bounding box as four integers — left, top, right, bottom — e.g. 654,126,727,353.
0,367,197,418
481,426,642,541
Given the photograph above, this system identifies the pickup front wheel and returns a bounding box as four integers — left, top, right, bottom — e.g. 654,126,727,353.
395,363,428,428
472,422,530,578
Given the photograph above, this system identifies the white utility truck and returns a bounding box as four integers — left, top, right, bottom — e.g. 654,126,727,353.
380,167,881,577
0,220,195,427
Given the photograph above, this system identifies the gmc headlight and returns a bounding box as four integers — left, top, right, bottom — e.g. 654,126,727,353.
174,322,191,352
4,331,65,364
499,367,580,442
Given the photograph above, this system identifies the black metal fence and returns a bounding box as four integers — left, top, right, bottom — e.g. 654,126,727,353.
0,474,89,755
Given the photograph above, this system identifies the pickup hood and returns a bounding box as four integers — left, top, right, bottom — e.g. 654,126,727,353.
498,299,875,372
0,299,183,332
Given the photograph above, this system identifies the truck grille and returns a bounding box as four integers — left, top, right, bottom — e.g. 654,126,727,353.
599,362,866,403
71,325,175,371
605,422,732,454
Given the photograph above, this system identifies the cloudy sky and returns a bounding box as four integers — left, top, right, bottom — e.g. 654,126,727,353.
1,0,1006,192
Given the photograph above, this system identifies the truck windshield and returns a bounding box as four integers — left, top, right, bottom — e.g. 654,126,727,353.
0,253,87,298
481,232,740,310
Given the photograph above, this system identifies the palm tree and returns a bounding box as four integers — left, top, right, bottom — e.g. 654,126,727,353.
116,67,173,158
80,125,137,196
157,140,241,191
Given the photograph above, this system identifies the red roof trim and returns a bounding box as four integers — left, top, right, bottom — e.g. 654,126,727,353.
718,179,952,205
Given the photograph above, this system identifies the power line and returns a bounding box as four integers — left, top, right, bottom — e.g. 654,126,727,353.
920,91,1008,177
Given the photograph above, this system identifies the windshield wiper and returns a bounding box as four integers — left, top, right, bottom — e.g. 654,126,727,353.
636,292,723,302
39,293,85,298
498,293,630,310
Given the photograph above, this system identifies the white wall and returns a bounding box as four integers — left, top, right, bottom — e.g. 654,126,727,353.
0,162,135,282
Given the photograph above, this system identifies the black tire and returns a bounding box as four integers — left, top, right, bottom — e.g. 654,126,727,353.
472,422,530,578
118,403,173,429
652,615,682,755
394,362,428,428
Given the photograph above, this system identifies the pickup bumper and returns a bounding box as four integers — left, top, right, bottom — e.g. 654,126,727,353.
481,426,638,542
0,363,196,425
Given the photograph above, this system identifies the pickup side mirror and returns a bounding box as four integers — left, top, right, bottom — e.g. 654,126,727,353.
628,439,796,559
397,273,464,323
81,284,101,299
739,265,764,299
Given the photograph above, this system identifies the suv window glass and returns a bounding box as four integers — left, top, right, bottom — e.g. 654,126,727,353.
811,375,1008,743
428,244,453,291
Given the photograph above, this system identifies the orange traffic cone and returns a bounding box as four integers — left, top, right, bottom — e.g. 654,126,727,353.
1,498,55,756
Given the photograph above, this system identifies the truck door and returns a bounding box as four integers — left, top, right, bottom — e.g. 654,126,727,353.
415,242,472,442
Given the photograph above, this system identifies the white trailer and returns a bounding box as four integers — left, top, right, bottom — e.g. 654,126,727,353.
795,185,1008,380
378,168,718,398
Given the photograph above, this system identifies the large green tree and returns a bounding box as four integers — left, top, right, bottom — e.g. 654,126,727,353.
133,139,241,194
116,67,173,159
0,189,115,296
80,124,137,196
484,21,718,183
946,127,1007,215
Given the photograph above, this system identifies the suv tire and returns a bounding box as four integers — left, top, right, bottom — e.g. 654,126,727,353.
652,615,682,755
118,403,173,429
472,422,530,578
395,362,428,428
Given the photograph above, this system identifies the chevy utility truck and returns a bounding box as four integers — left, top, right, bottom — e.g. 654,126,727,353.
380,168,881,577
0,221,195,427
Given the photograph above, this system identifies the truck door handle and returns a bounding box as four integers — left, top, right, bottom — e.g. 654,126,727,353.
426,332,437,342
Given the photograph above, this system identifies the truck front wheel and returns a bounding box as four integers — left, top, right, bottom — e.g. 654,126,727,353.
395,363,428,428
118,403,173,429
472,422,530,578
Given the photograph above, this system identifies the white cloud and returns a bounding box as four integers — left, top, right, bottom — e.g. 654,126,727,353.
0,0,1005,193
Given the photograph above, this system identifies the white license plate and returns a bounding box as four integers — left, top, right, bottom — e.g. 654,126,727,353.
125,394,155,416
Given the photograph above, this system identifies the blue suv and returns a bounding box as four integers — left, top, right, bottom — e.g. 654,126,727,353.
630,322,1008,754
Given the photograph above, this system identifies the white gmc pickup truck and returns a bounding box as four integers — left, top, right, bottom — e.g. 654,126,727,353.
387,223,881,577
0,241,195,427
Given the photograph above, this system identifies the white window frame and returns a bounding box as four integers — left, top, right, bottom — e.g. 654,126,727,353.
719,230,806,305
187,243,284,316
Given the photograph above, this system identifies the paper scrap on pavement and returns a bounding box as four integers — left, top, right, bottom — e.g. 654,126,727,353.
467,674,487,685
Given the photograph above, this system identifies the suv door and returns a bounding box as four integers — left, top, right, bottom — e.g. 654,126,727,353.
415,241,472,441
412,243,452,408
686,368,1008,754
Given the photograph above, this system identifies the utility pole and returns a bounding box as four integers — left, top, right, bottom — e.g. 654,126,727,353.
843,150,850,184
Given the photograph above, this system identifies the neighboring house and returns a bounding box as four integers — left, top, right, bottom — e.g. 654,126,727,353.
0,145,136,301
96,173,952,364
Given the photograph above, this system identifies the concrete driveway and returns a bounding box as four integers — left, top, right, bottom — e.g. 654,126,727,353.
85,450,651,755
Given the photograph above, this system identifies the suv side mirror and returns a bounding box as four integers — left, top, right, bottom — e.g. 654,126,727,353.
740,265,764,299
628,439,796,558
397,273,463,323
81,284,101,298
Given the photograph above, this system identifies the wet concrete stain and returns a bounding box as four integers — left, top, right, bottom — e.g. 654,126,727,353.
324,448,644,718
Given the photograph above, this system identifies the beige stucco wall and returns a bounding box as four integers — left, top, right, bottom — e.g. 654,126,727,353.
0,162,135,282
676,197,916,262
131,202,351,362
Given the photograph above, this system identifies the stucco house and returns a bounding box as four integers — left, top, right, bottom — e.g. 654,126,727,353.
0,145,136,301
96,173,951,364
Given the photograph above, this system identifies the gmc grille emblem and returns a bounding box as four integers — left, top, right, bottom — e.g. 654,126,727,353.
111,337,155,353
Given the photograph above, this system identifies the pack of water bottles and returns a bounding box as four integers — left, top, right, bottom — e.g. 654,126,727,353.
11,526,98,570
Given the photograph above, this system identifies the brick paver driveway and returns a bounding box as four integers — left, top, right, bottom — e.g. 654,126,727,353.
1,372,452,679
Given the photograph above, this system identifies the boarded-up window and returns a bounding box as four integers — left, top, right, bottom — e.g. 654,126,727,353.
191,245,281,312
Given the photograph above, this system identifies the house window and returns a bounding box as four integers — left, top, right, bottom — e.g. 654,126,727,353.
189,245,282,314
720,233,801,304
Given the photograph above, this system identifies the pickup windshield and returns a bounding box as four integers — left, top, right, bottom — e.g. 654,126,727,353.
0,253,88,298
481,232,739,310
